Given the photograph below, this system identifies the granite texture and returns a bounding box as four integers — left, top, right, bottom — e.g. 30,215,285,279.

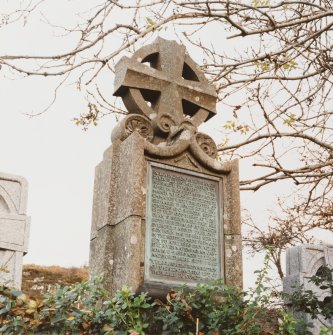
223,160,241,235
0,173,30,289
89,133,147,293
90,144,114,239
113,37,217,132
110,216,144,293
90,216,145,294
224,234,243,290
89,225,114,291
283,244,333,334
112,133,146,224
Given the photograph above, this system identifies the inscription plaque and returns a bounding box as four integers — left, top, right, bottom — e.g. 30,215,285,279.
145,162,223,286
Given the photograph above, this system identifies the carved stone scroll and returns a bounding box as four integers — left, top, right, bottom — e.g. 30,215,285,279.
195,133,218,159
111,114,154,142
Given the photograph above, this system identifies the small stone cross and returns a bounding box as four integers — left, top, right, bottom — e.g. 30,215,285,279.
114,38,217,131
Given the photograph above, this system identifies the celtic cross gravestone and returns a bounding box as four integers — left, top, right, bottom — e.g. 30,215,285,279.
89,38,242,296
0,173,30,289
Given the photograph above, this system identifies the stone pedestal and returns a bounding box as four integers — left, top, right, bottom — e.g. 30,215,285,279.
89,38,242,297
89,129,242,296
284,244,333,334
0,173,30,289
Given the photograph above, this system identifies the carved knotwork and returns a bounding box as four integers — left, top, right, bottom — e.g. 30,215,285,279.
195,133,218,158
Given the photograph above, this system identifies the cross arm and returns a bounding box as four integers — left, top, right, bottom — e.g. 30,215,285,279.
114,57,168,96
177,80,217,114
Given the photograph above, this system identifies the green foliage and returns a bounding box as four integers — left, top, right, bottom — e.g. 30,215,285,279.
0,278,154,335
145,17,162,31
0,265,332,334
252,0,270,7
103,286,153,334
0,266,9,274
73,102,100,130
254,60,271,72
283,114,297,127
155,283,252,334
287,266,333,322
223,121,250,134
282,60,297,71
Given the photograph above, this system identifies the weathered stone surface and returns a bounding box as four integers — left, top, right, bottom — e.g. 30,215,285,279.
89,225,114,291
112,133,146,224
89,38,242,297
114,37,217,133
0,216,30,252
284,244,333,334
90,145,114,239
223,160,241,235
0,250,23,288
111,114,154,144
111,216,144,293
224,234,243,289
90,216,144,294
0,173,30,289
89,133,147,286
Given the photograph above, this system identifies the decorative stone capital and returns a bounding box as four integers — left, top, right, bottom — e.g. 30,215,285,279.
111,114,154,143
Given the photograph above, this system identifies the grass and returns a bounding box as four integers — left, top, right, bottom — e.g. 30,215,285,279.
22,264,88,300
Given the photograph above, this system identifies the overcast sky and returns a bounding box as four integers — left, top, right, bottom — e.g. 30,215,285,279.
1,0,115,266
1,1,332,290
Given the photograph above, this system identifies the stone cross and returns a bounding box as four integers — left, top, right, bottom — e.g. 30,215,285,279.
0,173,30,289
89,38,242,298
114,38,217,133
284,244,333,334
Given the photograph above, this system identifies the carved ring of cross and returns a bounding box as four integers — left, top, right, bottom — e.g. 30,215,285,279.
114,38,217,131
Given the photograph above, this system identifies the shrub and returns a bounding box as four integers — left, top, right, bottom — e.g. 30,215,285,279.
0,263,332,334
22,264,88,300
286,266,333,335
0,278,155,335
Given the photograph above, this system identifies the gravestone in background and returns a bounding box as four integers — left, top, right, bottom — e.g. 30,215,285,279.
89,37,242,297
0,173,30,289
284,244,333,334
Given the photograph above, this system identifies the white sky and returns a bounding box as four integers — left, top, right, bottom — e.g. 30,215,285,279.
0,1,114,266
1,1,332,290
0,73,113,266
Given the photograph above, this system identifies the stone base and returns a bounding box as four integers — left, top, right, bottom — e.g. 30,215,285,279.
90,217,144,294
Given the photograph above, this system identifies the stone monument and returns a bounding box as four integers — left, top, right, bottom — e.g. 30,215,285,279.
0,172,30,289
284,244,333,334
89,38,242,297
